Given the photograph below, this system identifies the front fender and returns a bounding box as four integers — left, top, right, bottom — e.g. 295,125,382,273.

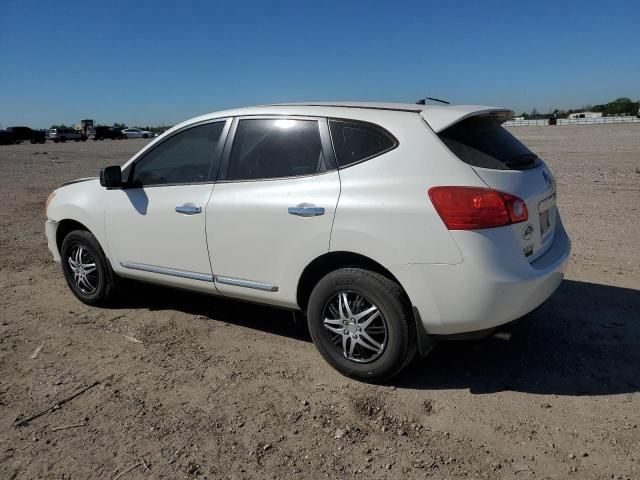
46,180,109,257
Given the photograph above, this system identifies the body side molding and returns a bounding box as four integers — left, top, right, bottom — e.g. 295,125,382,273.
120,261,213,282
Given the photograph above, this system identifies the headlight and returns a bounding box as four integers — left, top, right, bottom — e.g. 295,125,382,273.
45,191,56,213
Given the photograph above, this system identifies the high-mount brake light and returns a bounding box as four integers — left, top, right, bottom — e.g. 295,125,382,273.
428,186,528,230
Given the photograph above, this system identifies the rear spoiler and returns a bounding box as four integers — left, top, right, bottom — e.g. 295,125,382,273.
420,105,514,133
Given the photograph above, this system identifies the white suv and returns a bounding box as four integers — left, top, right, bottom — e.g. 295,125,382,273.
45,102,570,381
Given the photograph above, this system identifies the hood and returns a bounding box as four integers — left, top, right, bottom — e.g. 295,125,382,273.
60,177,98,188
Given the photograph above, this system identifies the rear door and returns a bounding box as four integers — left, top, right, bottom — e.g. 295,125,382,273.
206,116,340,308
433,113,557,261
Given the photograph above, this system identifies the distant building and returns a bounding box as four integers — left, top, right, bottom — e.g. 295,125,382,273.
568,111,602,119
75,119,95,133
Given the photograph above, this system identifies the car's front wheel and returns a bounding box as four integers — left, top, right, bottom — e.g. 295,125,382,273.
307,268,416,382
60,230,117,306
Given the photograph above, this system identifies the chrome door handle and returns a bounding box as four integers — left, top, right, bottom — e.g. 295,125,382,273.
288,204,325,217
175,204,202,215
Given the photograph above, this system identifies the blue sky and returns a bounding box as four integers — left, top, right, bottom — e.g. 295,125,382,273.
1,0,639,128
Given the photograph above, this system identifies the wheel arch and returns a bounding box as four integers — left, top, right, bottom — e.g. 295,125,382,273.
56,219,91,254
296,251,407,312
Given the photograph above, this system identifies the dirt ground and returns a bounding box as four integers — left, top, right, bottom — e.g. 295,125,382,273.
0,125,638,480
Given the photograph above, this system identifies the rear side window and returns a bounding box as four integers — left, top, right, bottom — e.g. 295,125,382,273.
329,120,396,168
439,116,540,170
226,118,326,181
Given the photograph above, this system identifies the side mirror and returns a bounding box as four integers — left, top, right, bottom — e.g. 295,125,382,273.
99,166,123,189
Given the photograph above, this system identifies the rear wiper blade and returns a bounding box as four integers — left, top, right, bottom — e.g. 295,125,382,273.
504,154,538,167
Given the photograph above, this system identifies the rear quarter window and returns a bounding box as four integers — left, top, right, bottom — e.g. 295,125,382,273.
438,116,540,170
329,120,397,168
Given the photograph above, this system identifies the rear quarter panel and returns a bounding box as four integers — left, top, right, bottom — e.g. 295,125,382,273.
330,113,483,267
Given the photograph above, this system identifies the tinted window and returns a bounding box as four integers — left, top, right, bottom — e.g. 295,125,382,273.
226,119,325,180
130,122,225,186
329,120,396,167
438,116,540,170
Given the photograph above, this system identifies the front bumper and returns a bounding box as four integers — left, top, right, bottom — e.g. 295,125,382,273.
45,219,61,262
392,216,571,335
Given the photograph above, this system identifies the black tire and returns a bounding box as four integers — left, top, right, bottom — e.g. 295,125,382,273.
142,133,149,138
307,268,416,382
60,137,66,143
60,230,117,306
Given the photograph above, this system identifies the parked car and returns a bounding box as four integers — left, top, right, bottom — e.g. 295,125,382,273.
44,102,570,381
50,128,88,143
0,130,15,145
122,128,153,139
93,126,126,141
0,126,46,144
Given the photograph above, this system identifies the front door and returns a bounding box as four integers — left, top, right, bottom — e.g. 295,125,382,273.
206,117,340,307
105,119,229,292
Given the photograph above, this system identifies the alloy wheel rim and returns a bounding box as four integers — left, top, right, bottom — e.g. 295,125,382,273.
67,245,99,294
322,291,388,363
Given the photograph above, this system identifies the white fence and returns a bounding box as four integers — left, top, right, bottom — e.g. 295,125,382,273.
504,116,640,127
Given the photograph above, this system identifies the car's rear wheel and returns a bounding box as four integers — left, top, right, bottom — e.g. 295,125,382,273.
60,230,117,306
307,268,416,382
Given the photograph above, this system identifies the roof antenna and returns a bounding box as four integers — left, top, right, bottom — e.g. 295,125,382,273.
416,97,450,105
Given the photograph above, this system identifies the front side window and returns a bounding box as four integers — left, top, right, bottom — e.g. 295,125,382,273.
226,118,325,181
130,121,225,186
329,120,396,168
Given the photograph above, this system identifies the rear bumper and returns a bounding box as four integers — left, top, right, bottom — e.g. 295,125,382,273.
45,219,61,262
392,215,571,335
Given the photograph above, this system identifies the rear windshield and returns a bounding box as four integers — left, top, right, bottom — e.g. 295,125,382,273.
438,116,540,170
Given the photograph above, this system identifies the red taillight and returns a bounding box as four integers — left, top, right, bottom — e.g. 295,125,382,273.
428,186,528,230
